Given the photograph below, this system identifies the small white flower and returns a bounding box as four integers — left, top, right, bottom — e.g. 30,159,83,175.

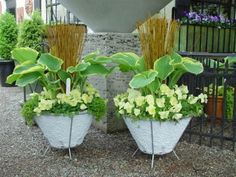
145,95,155,105
159,111,169,120
146,105,156,117
170,97,178,106
170,103,182,113
134,108,141,116
80,104,87,110
119,109,124,115
135,96,145,106
124,102,134,114
172,113,183,120
188,95,199,104
156,97,165,108
198,93,208,103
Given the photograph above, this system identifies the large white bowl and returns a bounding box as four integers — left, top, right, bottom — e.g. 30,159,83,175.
124,117,191,155
58,0,172,32
35,113,92,149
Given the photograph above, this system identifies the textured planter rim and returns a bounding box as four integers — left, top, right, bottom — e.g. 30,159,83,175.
35,112,92,149
124,117,191,155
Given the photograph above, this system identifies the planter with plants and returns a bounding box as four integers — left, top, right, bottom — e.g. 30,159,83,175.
7,23,110,150
112,17,207,166
206,85,234,122
7,47,112,149
0,12,18,87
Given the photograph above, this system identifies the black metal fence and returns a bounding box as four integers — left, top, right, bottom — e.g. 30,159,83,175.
179,52,236,151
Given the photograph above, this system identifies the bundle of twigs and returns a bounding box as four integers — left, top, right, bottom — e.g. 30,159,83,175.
137,16,179,69
46,24,87,70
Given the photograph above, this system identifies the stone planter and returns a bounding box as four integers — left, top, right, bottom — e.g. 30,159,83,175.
35,112,92,149
124,117,191,155
176,25,236,53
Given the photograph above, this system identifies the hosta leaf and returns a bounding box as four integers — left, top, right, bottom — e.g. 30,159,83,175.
58,70,71,83
38,53,63,72
154,55,174,80
82,64,110,76
12,48,39,64
129,70,158,89
16,72,42,87
182,57,203,74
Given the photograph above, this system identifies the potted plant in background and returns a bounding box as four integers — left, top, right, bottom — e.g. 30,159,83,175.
17,10,45,52
0,12,18,87
6,24,113,153
112,17,207,167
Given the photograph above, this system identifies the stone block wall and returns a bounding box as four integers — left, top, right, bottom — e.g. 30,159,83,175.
82,33,141,133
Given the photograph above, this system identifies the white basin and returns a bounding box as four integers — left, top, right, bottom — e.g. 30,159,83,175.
58,0,172,32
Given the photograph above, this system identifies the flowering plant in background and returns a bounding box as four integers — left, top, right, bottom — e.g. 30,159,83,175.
180,11,235,28
7,48,111,125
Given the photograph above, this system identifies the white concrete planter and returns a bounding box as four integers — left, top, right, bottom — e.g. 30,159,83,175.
124,117,191,155
35,112,92,149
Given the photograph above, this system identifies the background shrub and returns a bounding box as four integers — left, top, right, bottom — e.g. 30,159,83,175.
0,12,18,59
17,10,45,52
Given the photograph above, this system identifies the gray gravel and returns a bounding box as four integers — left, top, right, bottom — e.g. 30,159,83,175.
0,86,236,177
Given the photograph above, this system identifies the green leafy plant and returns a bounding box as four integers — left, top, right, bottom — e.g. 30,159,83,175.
7,47,112,125
0,12,18,59
17,10,45,52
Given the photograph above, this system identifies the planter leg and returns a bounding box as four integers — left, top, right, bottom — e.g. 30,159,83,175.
43,146,50,156
173,150,180,160
68,116,74,160
151,153,155,169
132,148,139,157
150,120,155,168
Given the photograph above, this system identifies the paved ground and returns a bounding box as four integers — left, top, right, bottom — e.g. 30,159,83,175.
0,86,236,177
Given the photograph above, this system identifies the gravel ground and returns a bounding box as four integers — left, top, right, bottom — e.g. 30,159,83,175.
0,86,236,177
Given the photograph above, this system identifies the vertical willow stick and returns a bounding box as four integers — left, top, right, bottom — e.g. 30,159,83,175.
137,16,179,69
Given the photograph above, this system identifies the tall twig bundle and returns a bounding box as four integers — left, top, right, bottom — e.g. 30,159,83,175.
46,24,87,70
137,16,179,69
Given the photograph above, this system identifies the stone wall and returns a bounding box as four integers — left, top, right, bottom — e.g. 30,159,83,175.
82,33,141,133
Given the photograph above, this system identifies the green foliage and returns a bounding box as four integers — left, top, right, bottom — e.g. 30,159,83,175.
111,52,203,95
0,12,18,59
21,96,39,126
17,11,45,52
7,47,111,121
88,97,107,121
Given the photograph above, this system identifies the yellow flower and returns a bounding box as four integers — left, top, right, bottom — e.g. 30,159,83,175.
134,108,141,116
124,102,134,114
127,89,141,102
198,93,208,103
170,97,178,106
156,97,165,108
146,105,156,117
188,95,199,104
170,103,182,113
80,104,87,110
135,96,145,106
172,113,183,120
159,111,169,120
160,84,174,97
145,95,154,105
119,109,124,115
70,89,81,100
179,85,189,94
82,94,90,104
